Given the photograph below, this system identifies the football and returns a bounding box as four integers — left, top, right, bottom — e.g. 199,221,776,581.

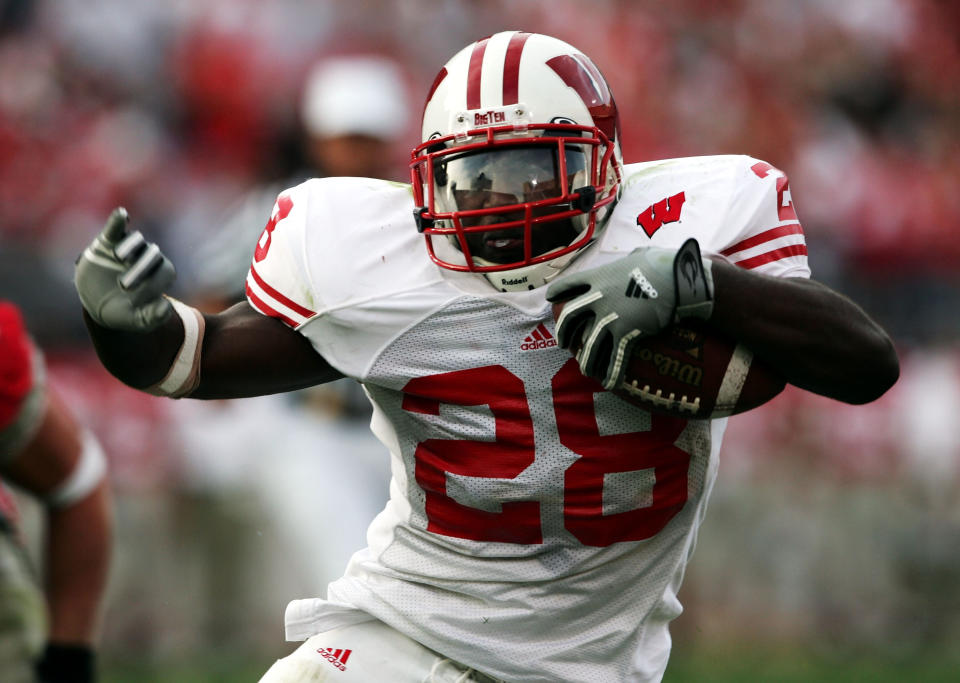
552,304,785,419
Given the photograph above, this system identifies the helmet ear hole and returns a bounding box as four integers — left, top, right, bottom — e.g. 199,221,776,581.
434,162,448,188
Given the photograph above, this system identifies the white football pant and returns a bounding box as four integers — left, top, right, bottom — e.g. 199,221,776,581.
258,618,503,682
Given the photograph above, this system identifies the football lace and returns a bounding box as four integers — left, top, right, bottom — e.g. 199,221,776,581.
619,380,701,415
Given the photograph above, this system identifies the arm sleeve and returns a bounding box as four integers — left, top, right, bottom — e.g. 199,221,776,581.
716,157,811,279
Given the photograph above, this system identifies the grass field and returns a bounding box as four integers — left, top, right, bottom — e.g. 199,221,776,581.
100,646,960,682
663,645,960,683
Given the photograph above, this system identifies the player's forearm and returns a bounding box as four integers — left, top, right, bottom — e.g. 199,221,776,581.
190,302,344,399
708,261,899,404
85,301,343,399
82,308,182,389
44,480,112,644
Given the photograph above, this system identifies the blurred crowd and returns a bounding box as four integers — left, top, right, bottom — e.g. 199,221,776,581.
1,0,958,670
1,0,958,345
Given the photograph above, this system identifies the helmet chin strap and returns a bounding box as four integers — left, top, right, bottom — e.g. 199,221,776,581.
479,200,616,293
480,242,594,293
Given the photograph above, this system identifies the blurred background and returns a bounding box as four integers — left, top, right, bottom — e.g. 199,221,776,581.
1,0,958,680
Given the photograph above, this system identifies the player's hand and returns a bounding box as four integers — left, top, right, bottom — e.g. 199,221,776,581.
546,238,713,389
74,207,175,332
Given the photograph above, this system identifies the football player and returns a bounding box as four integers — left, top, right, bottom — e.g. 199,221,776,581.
74,32,897,682
0,301,111,683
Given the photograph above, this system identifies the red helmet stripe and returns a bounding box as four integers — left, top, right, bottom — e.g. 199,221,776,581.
502,31,531,106
423,67,448,118
546,54,618,141
466,37,490,109
575,54,610,103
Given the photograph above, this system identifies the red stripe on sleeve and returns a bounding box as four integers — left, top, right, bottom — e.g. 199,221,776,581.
246,283,299,328
249,264,315,318
502,32,531,105
720,223,804,257
733,244,808,270
467,38,490,110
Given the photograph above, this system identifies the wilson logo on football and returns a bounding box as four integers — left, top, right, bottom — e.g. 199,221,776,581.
317,647,352,672
521,323,557,351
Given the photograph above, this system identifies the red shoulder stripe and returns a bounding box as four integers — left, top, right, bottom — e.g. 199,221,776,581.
246,284,299,328
720,223,804,257
733,244,808,270
248,264,315,318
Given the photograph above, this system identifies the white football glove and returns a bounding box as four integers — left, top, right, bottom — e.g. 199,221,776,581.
74,207,176,331
546,238,714,390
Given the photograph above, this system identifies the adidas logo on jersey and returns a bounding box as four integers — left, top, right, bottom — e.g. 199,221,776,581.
520,323,557,351
317,647,352,672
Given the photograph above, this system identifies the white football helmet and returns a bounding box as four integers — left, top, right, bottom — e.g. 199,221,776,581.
411,31,623,292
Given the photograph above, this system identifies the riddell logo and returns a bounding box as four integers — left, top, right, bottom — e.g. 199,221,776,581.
520,323,557,351
317,647,352,672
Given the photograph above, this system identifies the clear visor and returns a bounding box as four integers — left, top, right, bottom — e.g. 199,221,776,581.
430,144,592,265
433,144,589,219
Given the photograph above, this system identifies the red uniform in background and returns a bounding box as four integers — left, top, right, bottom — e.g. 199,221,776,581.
0,300,112,683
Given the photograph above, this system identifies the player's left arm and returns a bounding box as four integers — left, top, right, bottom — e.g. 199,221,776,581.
705,260,898,404
549,239,898,405
702,158,898,403
549,158,899,405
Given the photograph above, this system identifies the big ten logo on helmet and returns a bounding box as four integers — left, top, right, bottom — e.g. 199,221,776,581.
474,110,507,126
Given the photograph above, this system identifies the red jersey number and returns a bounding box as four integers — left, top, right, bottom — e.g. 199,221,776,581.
750,161,797,222
403,367,542,544
552,359,689,546
401,361,691,547
254,194,293,262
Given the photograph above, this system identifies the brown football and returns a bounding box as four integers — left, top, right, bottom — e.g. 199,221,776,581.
552,304,785,419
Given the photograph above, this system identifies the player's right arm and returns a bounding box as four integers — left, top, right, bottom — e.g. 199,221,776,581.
75,209,342,400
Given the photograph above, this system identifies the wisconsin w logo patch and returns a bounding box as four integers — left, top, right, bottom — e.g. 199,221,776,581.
637,191,686,238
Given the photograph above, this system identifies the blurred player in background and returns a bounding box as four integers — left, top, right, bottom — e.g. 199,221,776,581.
159,55,408,626
190,53,411,414
74,31,897,682
0,301,111,683
193,53,411,312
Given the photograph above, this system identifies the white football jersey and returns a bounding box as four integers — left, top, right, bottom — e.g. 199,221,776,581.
245,155,809,682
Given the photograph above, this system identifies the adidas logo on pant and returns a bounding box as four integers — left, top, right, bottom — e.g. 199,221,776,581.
317,647,352,671
520,323,557,351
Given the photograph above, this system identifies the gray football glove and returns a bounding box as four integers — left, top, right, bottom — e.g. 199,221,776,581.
74,207,176,331
546,238,714,390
